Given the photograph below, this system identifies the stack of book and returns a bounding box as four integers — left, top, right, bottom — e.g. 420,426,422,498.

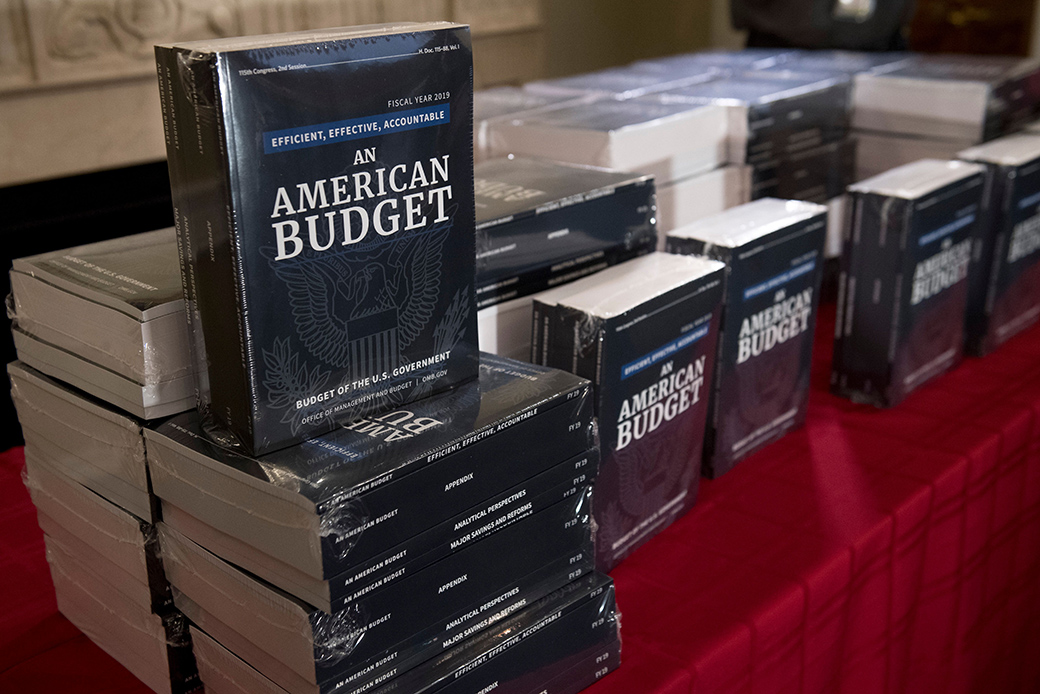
473,87,585,164
632,48,794,74
485,93,737,237
148,354,612,694
649,70,854,205
153,21,620,694
518,59,757,236
756,50,910,259
474,156,657,361
666,199,828,478
7,227,202,693
9,360,201,693
8,228,194,419
852,54,1040,180
532,252,725,570
523,63,718,101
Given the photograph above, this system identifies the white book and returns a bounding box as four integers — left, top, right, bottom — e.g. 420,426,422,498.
191,625,291,694
9,228,192,393
487,96,729,185
523,64,717,100
12,328,195,420
24,452,167,611
853,54,1040,142
45,531,201,694
855,131,974,182
655,165,752,237
8,361,155,520
473,87,585,163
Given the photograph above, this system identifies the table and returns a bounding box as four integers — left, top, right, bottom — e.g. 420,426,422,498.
2,304,1039,694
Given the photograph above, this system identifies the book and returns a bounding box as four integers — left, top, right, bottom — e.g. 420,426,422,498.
532,253,725,570
159,492,594,694
650,70,852,167
8,228,191,400
11,328,195,420
833,159,985,407
959,134,1040,355
855,131,973,182
366,573,619,694
474,87,585,163
8,361,156,520
853,54,1040,142
8,228,194,419
485,96,730,186
159,446,598,614
750,137,857,204
763,50,910,78
188,572,619,694
156,23,479,455
656,165,751,235
145,354,595,608
45,530,202,694
523,64,718,100
666,199,828,477
474,157,657,307
631,49,796,75
24,452,172,614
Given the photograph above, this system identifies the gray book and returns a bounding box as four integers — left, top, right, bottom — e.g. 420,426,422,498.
9,228,194,419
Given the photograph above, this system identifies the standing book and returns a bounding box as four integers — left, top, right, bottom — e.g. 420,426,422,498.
958,134,1040,355
156,23,479,455
666,199,828,478
532,253,725,571
833,160,985,407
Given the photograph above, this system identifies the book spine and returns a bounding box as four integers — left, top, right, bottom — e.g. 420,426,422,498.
832,193,904,406
315,492,596,693
964,163,1000,356
328,448,598,612
831,194,856,393
321,384,596,582
155,47,199,407
371,577,619,694
531,300,543,363
162,46,254,450
476,243,646,309
163,611,205,694
542,307,602,387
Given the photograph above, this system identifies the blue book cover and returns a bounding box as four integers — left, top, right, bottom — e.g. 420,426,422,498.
156,23,479,455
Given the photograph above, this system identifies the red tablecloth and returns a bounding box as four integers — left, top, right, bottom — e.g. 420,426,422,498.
2,305,1039,694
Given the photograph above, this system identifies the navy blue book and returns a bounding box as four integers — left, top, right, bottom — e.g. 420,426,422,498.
474,157,657,307
533,253,725,571
156,23,479,455
667,199,828,478
959,135,1040,356
833,160,985,407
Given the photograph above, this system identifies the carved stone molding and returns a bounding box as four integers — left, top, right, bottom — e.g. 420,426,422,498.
0,0,33,90
22,0,240,87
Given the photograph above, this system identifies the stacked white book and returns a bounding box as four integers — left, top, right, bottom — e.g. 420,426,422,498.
486,95,731,194
474,87,586,163
8,228,194,420
853,54,1040,180
523,63,718,100
10,361,202,694
8,230,202,692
